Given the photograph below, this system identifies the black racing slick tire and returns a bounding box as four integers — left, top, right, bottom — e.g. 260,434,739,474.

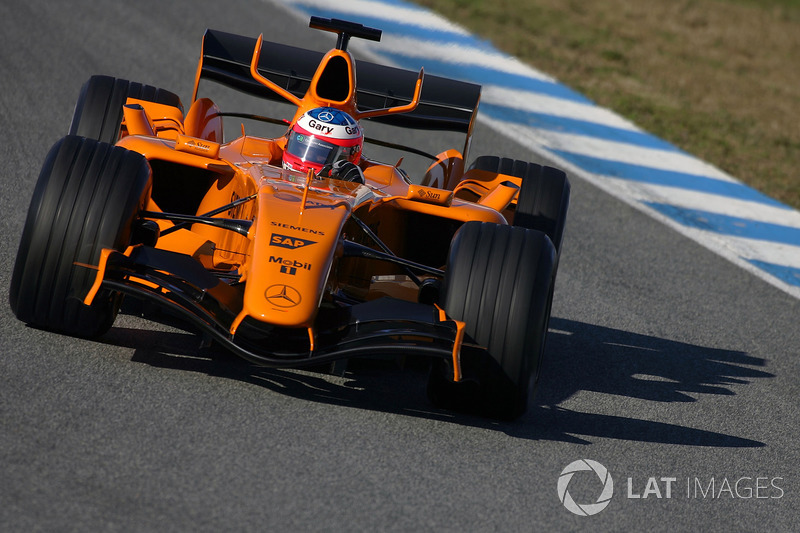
428,221,556,419
9,136,152,337
467,156,570,255
69,75,183,144
514,164,570,256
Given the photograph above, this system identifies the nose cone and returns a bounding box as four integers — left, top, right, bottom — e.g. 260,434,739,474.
240,176,353,328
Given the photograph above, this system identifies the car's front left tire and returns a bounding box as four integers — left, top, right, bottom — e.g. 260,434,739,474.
428,221,556,419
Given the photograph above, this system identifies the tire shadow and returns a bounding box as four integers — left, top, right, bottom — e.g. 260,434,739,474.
102,306,771,448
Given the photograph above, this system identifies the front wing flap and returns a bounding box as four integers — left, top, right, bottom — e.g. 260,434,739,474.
86,246,464,372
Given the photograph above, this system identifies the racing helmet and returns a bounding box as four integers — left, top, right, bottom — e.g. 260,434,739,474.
283,107,363,173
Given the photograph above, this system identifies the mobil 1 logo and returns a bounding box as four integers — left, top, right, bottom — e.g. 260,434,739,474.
270,256,312,276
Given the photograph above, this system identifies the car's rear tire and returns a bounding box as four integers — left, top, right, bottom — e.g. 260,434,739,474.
69,75,183,144
9,136,152,337
514,164,570,256
467,156,570,255
428,221,556,419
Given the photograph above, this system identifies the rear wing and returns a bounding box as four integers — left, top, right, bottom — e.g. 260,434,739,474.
192,29,481,135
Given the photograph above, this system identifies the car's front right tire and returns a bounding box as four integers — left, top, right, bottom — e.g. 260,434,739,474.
9,135,152,337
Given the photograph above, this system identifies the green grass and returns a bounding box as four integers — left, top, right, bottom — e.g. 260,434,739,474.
417,0,800,209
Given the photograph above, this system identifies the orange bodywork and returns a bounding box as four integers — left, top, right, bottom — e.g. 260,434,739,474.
108,129,506,329
82,20,527,373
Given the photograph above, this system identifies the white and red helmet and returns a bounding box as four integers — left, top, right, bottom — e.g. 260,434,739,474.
283,107,363,173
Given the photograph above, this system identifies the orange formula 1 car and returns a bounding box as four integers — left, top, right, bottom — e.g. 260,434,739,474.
9,18,569,419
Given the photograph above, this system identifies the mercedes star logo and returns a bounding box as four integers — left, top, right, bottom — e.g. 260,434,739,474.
317,110,335,123
265,284,302,308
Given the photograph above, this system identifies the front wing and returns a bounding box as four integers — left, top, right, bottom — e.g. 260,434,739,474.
85,245,465,374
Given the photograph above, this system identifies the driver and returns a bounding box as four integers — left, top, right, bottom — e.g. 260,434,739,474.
282,107,365,183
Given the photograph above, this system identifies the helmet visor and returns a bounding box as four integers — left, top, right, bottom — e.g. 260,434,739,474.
286,132,358,167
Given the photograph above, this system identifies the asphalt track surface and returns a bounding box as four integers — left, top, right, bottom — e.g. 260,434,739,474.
1,1,799,531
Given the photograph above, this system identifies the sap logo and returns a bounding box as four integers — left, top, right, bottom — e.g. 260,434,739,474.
270,233,316,249
269,256,312,276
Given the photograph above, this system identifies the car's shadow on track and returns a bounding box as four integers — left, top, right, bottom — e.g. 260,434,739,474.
102,310,771,448
530,317,771,447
